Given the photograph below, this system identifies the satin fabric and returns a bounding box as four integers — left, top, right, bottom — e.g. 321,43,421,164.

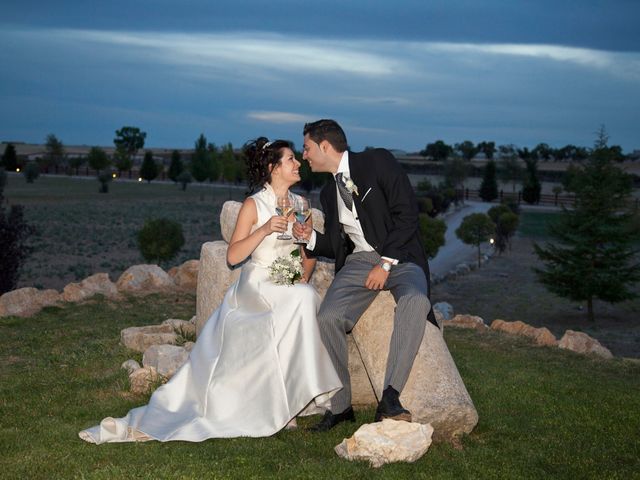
79,185,342,443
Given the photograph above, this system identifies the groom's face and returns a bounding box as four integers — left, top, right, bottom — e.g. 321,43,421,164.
302,134,330,173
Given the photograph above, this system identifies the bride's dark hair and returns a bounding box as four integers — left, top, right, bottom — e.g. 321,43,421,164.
243,137,293,194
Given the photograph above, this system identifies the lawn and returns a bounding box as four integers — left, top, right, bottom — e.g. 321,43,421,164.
3,174,247,290
1,294,638,479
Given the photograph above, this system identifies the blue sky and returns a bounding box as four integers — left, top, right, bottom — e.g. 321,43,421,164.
1,0,639,152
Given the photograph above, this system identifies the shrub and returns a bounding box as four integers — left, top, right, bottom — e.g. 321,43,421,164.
494,211,519,253
416,196,434,215
455,213,495,268
23,163,40,183
487,204,512,224
419,214,447,258
97,171,112,193
137,218,185,264
177,170,192,191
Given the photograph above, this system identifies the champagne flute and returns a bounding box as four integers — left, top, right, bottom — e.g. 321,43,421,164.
293,197,311,245
275,195,293,240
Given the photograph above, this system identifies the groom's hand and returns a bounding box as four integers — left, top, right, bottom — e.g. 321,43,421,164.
292,222,311,240
365,266,389,290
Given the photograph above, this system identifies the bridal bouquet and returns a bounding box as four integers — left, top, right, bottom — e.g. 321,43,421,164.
268,250,303,285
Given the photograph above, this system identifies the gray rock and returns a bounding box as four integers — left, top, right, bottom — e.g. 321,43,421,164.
220,201,243,243
433,302,454,321
455,263,471,275
335,419,434,468
162,318,196,338
121,324,177,353
352,291,479,443
143,344,190,378
129,366,162,395
195,241,241,335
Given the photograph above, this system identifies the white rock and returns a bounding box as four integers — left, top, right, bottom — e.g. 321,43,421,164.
120,324,177,353
62,273,118,303
220,201,243,243
129,366,162,395
116,265,175,294
433,302,454,321
0,287,61,317
559,330,613,359
444,314,488,331
121,359,141,374
142,344,190,378
335,419,434,468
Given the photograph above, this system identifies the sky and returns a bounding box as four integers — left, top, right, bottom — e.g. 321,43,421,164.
1,0,639,153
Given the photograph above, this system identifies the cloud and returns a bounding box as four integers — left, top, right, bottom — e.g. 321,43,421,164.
247,111,311,123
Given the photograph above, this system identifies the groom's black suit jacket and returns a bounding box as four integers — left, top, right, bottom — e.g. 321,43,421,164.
310,148,438,327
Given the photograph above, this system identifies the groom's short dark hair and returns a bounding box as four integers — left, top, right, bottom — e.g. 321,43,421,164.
303,119,349,152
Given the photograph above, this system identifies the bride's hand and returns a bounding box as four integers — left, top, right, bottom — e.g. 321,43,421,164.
263,215,288,234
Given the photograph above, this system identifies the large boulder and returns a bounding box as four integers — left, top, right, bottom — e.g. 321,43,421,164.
0,287,61,317
121,324,178,353
220,201,243,243
491,319,558,347
116,265,175,294
335,419,434,468
352,291,479,442
62,273,119,303
433,302,454,321
195,241,241,335
559,330,613,359
143,344,190,378
129,366,163,395
168,260,199,292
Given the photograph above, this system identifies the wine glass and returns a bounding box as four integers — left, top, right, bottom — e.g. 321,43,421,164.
275,195,293,240
293,197,311,245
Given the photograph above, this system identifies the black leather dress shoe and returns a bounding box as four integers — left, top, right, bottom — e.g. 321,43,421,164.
309,407,356,432
374,386,412,422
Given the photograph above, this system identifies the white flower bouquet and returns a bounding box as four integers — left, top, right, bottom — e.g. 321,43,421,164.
268,250,303,285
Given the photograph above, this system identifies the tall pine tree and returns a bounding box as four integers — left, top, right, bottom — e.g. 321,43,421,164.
533,130,640,321
479,159,498,201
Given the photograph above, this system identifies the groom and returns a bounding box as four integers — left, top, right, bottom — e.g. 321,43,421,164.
294,119,438,432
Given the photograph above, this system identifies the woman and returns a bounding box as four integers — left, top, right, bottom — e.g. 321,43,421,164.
79,138,341,443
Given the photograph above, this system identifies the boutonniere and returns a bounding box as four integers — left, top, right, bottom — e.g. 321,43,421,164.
343,176,359,196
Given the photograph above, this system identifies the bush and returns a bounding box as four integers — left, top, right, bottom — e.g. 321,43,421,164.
97,171,112,193
177,170,192,191
494,211,519,253
23,163,40,183
455,213,495,268
419,214,447,258
137,218,185,264
487,204,512,224
416,196,434,215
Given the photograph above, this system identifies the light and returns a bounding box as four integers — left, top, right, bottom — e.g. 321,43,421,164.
16,168,20,172
489,238,495,244
112,173,117,178
138,177,142,182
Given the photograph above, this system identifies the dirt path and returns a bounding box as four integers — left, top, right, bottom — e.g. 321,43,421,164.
433,235,640,358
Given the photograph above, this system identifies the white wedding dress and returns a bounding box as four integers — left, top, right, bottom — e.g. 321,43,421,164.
79,185,342,443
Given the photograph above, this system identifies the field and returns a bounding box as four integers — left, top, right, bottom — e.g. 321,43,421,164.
4,174,246,290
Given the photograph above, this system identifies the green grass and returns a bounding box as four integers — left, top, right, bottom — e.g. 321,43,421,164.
517,211,561,239
1,295,639,479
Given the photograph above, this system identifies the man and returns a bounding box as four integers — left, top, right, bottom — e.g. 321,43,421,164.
293,119,438,432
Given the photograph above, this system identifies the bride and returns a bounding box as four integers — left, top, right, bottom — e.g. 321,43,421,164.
79,138,342,443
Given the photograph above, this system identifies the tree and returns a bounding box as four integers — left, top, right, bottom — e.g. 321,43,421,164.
0,169,34,294
533,143,553,161
455,140,478,161
455,213,495,268
2,143,18,171
479,160,498,202
443,157,470,202
113,146,133,174
522,158,541,204
533,133,640,322
488,205,519,253
498,155,523,193
97,171,112,193
137,218,185,264
87,146,111,173
419,214,447,258
421,140,453,162
113,126,146,173
44,133,65,171
191,134,211,182
168,150,184,182
68,155,87,174
221,143,238,183
140,151,159,183
477,141,496,160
